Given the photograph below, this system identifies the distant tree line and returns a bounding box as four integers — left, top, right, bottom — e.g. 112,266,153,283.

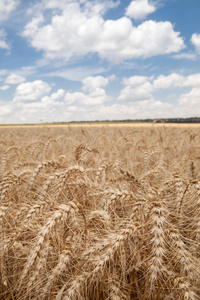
68,117,200,124
46,117,200,124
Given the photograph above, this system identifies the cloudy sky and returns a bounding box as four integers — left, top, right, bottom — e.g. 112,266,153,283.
0,0,200,123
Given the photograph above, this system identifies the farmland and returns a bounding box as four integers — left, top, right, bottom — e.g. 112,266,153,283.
0,124,200,299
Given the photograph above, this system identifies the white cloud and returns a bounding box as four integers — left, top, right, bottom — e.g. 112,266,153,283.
118,72,200,117
153,73,185,89
51,89,65,100
30,0,119,16
8,75,112,123
13,80,51,102
46,66,108,81
122,76,149,87
65,91,110,106
132,21,184,57
0,85,9,90
3,72,200,124
5,73,26,84
119,76,153,101
76,100,173,121
179,88,200,105
126,0,156,20
68,105,78,112
0,0,19,23
185,74,200,87
82,76,109,96
82,0,120,16
21,2,185,64
7,88,67,123
0,69,9,82
64,75,112,106
178,88,200,117
0,100,13,116
153,73,200,89
0,29,9,49
173,52,196,60
65,91,111,107
191,33,200,54
40,89,65,105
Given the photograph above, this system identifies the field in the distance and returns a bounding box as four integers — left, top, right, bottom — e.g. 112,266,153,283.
2,122,200,128
0,124,200,299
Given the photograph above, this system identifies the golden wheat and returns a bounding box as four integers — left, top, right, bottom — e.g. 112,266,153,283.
0,124,200,299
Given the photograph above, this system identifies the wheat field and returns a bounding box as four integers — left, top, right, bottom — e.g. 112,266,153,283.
0,124,200,299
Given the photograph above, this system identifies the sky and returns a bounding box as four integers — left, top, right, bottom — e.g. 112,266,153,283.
0,0,200,124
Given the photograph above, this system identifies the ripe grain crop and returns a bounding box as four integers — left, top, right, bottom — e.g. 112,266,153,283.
0,124,200,299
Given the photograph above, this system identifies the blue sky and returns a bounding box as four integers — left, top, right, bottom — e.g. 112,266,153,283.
0,0,200,123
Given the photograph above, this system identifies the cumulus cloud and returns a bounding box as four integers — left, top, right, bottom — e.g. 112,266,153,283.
153,73,200,89
1,75,112,123
0,100,13,117
41,89,65,105
31,0,119,16
13,80,51,102
119,83,153,101
7,88,67,123
75,100,173,121
21,2,185,63
179,88,200,106
81,0,120,16
122,76,149,87
119,75,154,101
65,75,112,106
0,29,9,49
65,91,110,106
0,0,19,23
191,33,200,54
50,89,65,100
178,87,200,117
5,73,26,84
153,73,185,89
125,0,156,20
82,76,109,97
185,74,200,86
0,85,9,90
3,72,200,124
118,73,200,117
